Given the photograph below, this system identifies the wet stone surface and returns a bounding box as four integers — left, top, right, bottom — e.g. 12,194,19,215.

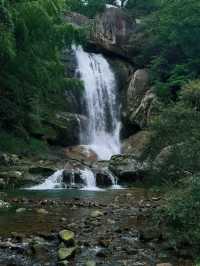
0,188,193,266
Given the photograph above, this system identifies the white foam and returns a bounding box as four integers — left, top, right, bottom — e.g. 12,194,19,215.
25,170,64,190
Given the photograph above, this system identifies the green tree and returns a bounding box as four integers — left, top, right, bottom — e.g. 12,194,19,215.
0,0,84,149
147,0,200,98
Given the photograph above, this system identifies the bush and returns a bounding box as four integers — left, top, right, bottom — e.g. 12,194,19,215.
180,79,200,110
143,80,200,182
0,132,49,156
158,176,200,250
135,0,200,99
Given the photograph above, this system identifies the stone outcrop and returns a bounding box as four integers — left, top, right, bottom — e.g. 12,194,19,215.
90,7,136,59
0,153,59,188
28,112,88,147
109,154,149,182
122,130,151,157
125,69,159,129
64,145,98,162
64,8,142,61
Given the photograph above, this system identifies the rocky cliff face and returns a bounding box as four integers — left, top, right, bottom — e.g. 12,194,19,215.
124,69,158,129
90,7,136,59
64,7,138,60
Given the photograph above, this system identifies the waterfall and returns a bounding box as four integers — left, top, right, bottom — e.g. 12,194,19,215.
80,169,103,191
25,170,64,190
73,46,121,160
25,168,122,191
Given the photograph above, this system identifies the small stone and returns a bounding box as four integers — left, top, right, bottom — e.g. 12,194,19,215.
58,247,76,261
36,208,48,214
152,197,161,201
90,210,104,218
156,263,173,266
107,219,115,224
59,230,75,246
96,249,109,258
31,237,50,261
58,260,69,266
85,260,96,266
16,208,26,213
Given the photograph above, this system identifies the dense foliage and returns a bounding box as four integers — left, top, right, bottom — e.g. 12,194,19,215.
138,0,200,100
146,74,200,252
65,0,106,18
125,0,160,16
0,0,84,154
145,80,200,179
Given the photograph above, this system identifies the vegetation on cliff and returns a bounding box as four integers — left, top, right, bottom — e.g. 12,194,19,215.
132,0,200,255
0,0,84,154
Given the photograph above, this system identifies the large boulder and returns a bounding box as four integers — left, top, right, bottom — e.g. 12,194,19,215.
63,145,98,162
90,7,136,59
109,154,148,183
125,69,158,129
122,130,151,157
28,112,88,147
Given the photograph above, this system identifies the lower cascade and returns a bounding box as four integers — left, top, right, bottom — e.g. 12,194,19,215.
26,170,64,190
74,45,121,160
27,168,121,191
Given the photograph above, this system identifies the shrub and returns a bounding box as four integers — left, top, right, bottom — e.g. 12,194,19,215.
158,176,200,250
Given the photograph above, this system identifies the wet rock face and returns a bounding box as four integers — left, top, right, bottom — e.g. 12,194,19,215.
90,7,136,59
96,172,113,187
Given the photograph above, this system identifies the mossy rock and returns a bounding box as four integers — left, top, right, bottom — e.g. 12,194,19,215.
90,210,104,218
59,230,75,246
58,247,76,261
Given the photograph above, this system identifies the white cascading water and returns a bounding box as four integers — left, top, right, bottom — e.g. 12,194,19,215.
26,170,64,190
26,168,122,191
26,46,123,191
80,169,103,191
73,46,121,160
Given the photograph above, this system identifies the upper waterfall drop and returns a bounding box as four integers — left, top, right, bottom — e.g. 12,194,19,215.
73,46,121,160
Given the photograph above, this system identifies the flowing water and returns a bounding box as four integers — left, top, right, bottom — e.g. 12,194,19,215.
26,47,122,191
80,169,104,191
26,170,64,190
74,45,121,160
26,168,121,191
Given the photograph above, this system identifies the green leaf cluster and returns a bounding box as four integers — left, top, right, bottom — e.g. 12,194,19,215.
129,0,200,100
0,0,84,141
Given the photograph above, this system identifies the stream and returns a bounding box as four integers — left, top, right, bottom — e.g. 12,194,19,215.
0,47,193,266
